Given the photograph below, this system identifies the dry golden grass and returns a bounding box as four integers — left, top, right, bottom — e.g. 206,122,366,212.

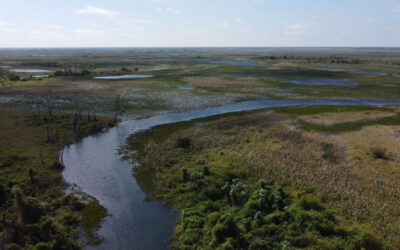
182,76,280,95
145,110,400,248
299,111,397,125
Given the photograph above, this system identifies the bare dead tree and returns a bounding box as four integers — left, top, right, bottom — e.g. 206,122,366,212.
45,90,55,143
91,106,98,122
114,95,124,123
33,96,43,122
73,95,84,120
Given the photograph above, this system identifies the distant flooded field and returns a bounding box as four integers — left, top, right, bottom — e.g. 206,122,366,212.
282,79,358,86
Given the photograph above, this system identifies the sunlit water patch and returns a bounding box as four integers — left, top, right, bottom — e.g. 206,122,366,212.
10,69,52,73
179,86,195,90
32,75,49,78
282,79,358,86
93,75,154,80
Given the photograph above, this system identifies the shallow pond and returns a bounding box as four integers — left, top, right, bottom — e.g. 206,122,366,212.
32,75,49,78
353,72,387,76
93,75,153,80
282,79,358,86
62,98,400,250
10,68,52,73
209,60,263,66
178,86,195,90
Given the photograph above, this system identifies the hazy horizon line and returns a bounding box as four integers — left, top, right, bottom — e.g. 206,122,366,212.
1,46,400,49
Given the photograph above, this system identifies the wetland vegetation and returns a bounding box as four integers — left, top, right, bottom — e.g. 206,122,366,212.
1,47,400,249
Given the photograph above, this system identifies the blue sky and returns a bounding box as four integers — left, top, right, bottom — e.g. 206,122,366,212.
0,0,399,47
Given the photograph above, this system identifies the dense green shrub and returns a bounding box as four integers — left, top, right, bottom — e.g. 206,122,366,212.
175,137,191,149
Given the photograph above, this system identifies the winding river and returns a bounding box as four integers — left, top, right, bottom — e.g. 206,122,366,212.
62,98,400,250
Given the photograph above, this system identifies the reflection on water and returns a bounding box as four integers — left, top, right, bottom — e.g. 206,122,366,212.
179,86,195,90
10,68,52,73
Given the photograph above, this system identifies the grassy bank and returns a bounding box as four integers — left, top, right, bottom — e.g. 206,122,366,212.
0,108,117,249
122,106,400,249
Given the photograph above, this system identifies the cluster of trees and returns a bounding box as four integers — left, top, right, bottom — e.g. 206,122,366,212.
254,55,365,64
0,97,119,249
0,69,20,81
133,132,383,250
120,67,139,72
54,69,91,77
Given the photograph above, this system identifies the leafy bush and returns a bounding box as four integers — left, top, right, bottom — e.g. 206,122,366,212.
175,137,191,149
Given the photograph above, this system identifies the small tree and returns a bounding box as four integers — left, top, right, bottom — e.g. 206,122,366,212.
114,95,124,123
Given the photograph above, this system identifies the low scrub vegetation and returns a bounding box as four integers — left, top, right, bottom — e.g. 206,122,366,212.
0,108,117,249
123,109,400,249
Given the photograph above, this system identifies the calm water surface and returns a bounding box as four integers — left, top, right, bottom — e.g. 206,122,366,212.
93,75,153,80
62,98,400,250
10,69,52,73
282,79,358,86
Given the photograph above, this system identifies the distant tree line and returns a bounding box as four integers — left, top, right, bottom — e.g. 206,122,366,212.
253,55,400,65
54,68,91,77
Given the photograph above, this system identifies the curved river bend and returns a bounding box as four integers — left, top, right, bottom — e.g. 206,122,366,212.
62,98,400,250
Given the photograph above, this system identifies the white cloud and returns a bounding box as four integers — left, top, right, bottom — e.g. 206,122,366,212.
48,25,61,29
0,21,11,26
131,18,155,24
165,8,181,14
240,0,264,8
71,28,107,35
75,6,116,16
284,23,309,36
233,18,244,23
156,7,181,14
218,22,230,29
151,0,167,3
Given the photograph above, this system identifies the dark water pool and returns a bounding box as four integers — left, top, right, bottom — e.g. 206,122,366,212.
282,79,358,86
62,98,400,250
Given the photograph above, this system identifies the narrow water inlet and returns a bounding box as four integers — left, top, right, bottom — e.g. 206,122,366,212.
61,98,400,250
